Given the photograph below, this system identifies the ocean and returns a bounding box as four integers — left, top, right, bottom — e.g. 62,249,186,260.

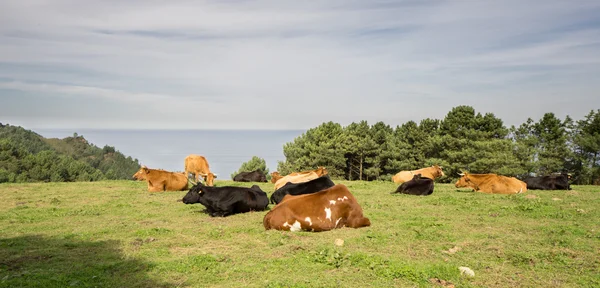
35,129,304,179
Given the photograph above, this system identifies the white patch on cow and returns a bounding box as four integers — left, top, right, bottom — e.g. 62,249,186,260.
324,208,332,221
305,217,312,226
337,196,349,201
289,221,302,232
329,200,336,205
335,217,342,227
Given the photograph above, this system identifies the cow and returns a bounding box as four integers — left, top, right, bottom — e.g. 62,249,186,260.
455,172,527,194
263,184,371,232
263,184,370,232
392,165,444,184
133,166,188,192
274,172,320,190
184,154,216,186
523,173,571,190
182,183,269,217
233,170,267,182
391,174,434,196
271,167,328,184
270,175,336,204
270,172,283,184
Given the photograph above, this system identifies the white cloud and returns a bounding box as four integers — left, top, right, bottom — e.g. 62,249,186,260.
0,0,599,130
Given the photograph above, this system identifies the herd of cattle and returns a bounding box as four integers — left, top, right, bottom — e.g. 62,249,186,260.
131,154,572,232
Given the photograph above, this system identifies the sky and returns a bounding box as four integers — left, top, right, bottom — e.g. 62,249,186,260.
1,0,599,130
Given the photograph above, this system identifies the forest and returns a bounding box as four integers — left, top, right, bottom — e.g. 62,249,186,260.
0,123,140,183
277,106,600,184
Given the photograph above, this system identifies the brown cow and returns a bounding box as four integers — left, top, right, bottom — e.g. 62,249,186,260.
134,166,188,192
455,172,527,194
392,165,444,184
263,184,371,232
184,154,216,186
271,167,328,188
270,172,282,183
274,172,320,190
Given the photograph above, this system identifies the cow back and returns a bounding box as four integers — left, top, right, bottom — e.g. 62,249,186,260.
270,175,335,204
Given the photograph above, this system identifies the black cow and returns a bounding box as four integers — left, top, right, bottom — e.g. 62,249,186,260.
182,183,269,217
270,175,335,204
233,170,267,182
391,174,434,196
524,173,571,190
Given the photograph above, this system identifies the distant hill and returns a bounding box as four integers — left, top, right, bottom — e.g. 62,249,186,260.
0,123,140,183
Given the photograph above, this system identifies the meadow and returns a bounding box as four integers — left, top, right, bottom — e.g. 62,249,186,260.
0,180,598,287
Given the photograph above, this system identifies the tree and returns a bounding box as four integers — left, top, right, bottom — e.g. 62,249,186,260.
231,156,269,180
278,121,346,178
341,121,378,180
570,109,600,183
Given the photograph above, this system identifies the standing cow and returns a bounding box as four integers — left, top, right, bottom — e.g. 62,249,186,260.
184,154,216,186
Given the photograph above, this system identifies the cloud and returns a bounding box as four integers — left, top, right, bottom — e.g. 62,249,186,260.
0,0,599,130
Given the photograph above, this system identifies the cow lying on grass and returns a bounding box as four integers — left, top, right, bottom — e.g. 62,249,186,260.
391,174,434,196
455,172,527,194
523,173,571,190
233,170,267,182
263,184,370,232
182,183,269,217
270,175,335,204
134,166,188,192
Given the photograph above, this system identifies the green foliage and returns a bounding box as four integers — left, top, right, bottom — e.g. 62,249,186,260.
278,106,591,182
0,123,139,183
230,156,269,179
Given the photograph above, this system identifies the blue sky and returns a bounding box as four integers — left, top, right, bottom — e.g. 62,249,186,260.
1,0,599,130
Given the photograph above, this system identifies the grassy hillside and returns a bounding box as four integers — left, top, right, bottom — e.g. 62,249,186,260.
0,181,598,287
0,123,140,182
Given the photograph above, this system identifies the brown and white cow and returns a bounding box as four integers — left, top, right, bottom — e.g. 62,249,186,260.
184,154,216,186
392,165,445,184
455,172,527,194
263,184,371,232
134,166,188,192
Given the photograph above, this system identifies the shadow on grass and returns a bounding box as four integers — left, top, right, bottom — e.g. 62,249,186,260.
0,235,170,287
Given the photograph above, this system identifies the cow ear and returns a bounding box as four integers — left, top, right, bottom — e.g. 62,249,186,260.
213,174,218,179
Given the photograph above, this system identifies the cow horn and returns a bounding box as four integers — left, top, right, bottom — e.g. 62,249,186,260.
458,173,465,176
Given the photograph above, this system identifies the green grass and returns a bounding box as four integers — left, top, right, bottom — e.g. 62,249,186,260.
1,180,599,287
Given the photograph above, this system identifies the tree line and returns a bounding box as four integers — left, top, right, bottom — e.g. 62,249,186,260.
276,106,600,184
0,123,141,183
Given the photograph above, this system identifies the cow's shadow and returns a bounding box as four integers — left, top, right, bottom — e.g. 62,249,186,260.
0,235,170,287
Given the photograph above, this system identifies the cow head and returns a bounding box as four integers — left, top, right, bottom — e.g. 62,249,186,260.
432,165,445,178
455,172,469,188
132,166,149,180
182,183,205,204
316,166,328,176
132,168,145,180
199,172,216,186
271,172,282,183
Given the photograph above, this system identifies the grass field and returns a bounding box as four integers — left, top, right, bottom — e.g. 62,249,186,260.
1,180,599,287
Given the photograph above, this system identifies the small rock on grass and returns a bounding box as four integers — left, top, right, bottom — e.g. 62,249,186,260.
459,266,475,277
